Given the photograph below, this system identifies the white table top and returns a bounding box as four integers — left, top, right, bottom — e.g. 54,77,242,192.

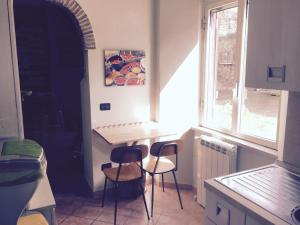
93,121,177,145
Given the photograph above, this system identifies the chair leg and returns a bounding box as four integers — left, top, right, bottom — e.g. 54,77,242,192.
151,175,155,217
135,180,139,200
102,176,108,207
138,181,150,220
114,183,119,225
161,174,165,192
172,170,183,209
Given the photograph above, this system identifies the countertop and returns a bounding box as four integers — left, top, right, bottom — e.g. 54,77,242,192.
204,161,300,225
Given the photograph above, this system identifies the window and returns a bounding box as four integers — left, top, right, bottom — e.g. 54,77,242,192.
202,2,281,148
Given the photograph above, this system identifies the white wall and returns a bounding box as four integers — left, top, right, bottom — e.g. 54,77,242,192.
157,0,200,130
76,0,154,191
282,92,300,167
78,0,201,191
76,0,153,127
153,0,200,186
0,0,21,138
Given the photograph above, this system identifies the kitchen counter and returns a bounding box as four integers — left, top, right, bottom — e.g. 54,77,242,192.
205,161,300,225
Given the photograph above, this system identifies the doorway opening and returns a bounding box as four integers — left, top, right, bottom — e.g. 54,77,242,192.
14,0,87,194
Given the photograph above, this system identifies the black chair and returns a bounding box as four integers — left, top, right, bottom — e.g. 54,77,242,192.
143,140,183,217
101,145,150,225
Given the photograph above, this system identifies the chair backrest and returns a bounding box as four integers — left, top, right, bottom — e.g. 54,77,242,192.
150,140,181,157
111,145,148,164
150,140,182,172
110,145,148,182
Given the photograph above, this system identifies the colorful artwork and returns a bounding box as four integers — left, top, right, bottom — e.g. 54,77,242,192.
104,50,146,86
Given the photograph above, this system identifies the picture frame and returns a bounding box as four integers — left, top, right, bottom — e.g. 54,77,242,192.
104,50,146,86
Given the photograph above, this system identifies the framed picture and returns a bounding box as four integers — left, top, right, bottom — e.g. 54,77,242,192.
104,50,146,86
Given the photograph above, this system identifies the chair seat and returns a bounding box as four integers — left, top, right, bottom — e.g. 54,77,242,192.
18,213,49,225
143,157,175,174
103,163,142,182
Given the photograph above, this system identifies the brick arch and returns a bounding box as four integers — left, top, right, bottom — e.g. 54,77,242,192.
47,0,96,49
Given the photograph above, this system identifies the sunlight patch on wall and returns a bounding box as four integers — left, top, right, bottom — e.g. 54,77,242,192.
133,104,151,122
159,44,199,130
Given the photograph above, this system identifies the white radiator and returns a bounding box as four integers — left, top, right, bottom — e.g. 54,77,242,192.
197,135,237,207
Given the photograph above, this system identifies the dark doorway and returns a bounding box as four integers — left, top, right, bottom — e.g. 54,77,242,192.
14,0,86,194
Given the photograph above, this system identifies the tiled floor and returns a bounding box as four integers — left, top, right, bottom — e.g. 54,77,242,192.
55,184,205,225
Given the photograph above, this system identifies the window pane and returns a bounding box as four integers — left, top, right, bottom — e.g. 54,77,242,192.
206,7,238,130
240,88,280,141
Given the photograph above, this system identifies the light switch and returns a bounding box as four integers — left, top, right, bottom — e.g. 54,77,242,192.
100,103,111,111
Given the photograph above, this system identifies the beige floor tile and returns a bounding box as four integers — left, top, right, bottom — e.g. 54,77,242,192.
124,216,157,225
92,221,115,225
56,212,68,224
72,205,103,220
96,212,129,225
188,217,205,225
60,216,94,225
54,184,205,225
156,214,191,225
56,196,84,215
102,207,133,217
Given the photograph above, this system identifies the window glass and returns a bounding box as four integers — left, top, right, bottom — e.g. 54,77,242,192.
240,88,280,141
203,3,281,148
206,7,238,130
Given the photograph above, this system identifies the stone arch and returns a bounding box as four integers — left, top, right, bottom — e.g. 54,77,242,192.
46,0,96,49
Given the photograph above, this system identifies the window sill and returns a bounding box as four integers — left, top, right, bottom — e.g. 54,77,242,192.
192,126,278,158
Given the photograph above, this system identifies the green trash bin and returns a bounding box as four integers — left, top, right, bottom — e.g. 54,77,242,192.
0,139,49,225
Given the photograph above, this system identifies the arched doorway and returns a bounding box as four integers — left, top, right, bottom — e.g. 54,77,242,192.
13,0,95,194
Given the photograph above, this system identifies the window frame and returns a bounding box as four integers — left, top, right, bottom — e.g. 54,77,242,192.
200,0,282,150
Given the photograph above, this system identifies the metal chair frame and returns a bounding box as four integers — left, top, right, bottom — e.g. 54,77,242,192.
101,145,150,225
147,142,183,217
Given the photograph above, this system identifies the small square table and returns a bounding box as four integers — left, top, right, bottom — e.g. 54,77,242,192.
93,121,177,145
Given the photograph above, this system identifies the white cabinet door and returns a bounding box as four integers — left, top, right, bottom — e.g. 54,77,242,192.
245,216,261,225
245,215,272,225
206,190,246,225
245,0,300,91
